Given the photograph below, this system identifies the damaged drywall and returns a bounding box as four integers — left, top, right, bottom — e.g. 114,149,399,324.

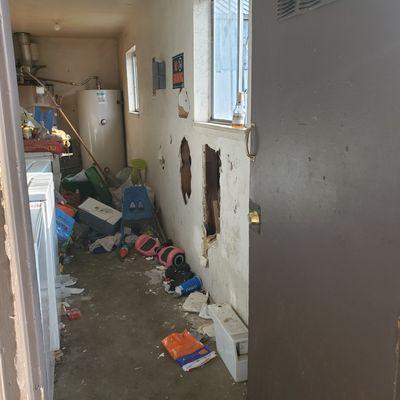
180,138,192,204
118,0,250,323
204,145,220,238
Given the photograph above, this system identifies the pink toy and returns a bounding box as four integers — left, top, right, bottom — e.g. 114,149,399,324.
158,246,186,268
135,234,161,257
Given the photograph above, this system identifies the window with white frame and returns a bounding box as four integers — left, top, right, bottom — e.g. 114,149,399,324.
126,46,140,113
212,0,250,122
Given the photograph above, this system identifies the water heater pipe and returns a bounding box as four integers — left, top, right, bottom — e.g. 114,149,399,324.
23,70,105,176
36,75,102,90
15,32,32,67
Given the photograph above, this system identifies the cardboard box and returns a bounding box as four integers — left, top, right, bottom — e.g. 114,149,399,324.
78,197,121,235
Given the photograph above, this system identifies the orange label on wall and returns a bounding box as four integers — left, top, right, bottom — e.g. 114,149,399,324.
172,53,184,89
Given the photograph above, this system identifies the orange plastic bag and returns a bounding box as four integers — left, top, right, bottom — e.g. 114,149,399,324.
162,330,204,360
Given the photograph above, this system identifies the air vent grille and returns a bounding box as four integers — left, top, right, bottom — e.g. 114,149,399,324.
277,0,336,20
298,0,321,10
277,0,297,19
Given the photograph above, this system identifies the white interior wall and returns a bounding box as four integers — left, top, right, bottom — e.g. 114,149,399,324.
118,0,250,322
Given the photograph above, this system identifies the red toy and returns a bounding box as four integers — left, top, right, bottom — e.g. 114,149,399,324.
135,234,161,257
65,307,81,321
158,246,185,269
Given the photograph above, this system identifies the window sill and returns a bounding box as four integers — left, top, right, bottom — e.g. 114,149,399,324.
129,111,140,117
193,121,248,137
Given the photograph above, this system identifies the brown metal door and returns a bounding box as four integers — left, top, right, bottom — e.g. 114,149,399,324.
248,1,400,398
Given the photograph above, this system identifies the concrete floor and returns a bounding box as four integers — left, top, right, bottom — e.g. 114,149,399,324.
54,251,247,400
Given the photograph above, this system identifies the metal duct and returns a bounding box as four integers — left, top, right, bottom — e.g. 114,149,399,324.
14,32,33,67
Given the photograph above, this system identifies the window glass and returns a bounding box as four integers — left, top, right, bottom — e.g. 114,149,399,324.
242,0,250,95
213,0,239,121
126,46,139,113
212,0,250,122
242,0,250,114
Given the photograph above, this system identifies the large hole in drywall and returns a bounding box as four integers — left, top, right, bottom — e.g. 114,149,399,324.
204,145,221,239
180,138,192,204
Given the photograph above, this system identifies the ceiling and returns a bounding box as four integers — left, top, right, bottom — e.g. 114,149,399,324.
9,0,137,37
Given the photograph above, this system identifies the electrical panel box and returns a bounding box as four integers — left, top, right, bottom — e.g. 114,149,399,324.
152,58,166,94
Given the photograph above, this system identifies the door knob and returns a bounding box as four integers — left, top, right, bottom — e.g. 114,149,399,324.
248,211,260,225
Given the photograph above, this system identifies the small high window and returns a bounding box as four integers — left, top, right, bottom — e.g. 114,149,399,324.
212,0,250,122
126,46,140,113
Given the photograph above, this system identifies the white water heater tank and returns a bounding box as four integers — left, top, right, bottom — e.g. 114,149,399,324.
77,90,125,173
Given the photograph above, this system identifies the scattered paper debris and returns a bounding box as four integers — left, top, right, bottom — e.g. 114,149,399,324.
182,292,208,313
59,274,77,287
54,350,63,362
144,269,164,285
125,234,138,245
197,323,215,338
199,303,212,320
58,286,85,297
89,232,122,253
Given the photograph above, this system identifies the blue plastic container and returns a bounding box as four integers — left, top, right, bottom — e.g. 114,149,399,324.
175,276,202,296
56,208,75,241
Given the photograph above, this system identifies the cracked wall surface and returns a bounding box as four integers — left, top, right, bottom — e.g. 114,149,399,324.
118,0,250,322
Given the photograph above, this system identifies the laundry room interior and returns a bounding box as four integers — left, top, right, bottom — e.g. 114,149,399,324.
6,0,251,398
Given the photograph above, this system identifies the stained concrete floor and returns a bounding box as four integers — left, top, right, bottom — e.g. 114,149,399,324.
54,251,247,400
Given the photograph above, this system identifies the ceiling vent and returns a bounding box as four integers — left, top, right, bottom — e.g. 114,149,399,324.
278,0,336,20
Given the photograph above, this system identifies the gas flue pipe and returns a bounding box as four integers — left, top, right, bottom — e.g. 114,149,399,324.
35,75,101,90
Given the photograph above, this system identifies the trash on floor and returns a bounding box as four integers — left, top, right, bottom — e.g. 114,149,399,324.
56,203,77,218
78,197,122,236
208,304,248,382
164,263,194,293
89,231,122,253
197,323,215,338
59,274,77,287
84,166,113,206
161,329,216,372
64,306,82,321
56,207,75,241
144,269,164,285
182,292,209,313
58,286,85,297
199,303,212,320
175,276,202,297
54,349,64,363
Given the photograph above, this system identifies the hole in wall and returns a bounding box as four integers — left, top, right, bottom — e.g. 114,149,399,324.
180,138,192,204
158,146,166,170
204,145,221,240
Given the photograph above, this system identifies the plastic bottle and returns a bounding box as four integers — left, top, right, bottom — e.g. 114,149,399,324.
175,276,202,296
232,91,246,128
